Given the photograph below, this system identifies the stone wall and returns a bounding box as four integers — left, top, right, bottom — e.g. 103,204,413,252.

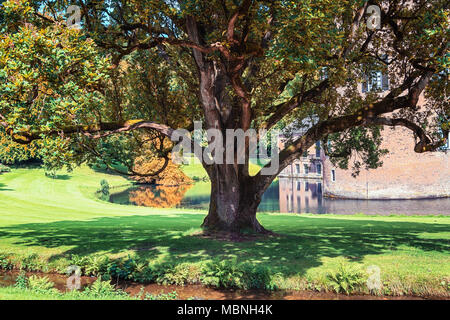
323,126,450,199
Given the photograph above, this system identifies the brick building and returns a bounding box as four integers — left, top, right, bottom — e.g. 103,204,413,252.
322,122,450,199
279,86,450,200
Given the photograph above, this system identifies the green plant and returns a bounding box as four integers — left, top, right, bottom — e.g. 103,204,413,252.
201,259,275,290
326,263,366,294
14,271,28,289
0,253,13,270
0,164,11,173
201,259,244,288
20,253,41,271
98,179,110,201
159,263,202,286
108,255,141,280
69,254,90,274
85,255,110,277
144,291,178,300
27,275,58,293
82,279,128,298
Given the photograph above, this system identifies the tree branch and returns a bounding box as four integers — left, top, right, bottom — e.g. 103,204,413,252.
367,117,448,153
263,79,330,130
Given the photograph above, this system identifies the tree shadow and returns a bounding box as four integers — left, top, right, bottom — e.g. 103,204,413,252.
0,214,448,277
0,183,13,191
45,174,72,180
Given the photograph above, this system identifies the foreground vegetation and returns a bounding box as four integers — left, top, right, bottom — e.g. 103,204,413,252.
0,273,179,300
0,166,449,297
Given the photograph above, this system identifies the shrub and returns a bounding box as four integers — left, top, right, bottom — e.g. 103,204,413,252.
326,263,366,294
27,275,58,293
201,259,275,290
98,179,110,201
85,255,111,277
82,279,128,298
69,254,90,274
0,164,10,173
108,256,136,280
14,271,28,289
20,253,42,271
241,263,276,290
0,253,13,270
143,291,178,300
158,263,202,286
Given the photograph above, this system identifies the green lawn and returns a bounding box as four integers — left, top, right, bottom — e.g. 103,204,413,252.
0,166,449,296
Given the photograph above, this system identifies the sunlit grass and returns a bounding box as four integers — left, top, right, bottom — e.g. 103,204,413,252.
0,166,449,296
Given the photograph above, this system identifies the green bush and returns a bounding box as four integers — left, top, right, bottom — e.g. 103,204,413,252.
143,291,178,300
69,255,90,274
0,253,13,270
82,279,129,298
14,271,28,289
98,179,110,201
28,275,58,293
12,273,131,299
201,259,275,290
85,255,111,277
326,263,366,294
20,253,42,271
0,164,11,173
158,263,202,286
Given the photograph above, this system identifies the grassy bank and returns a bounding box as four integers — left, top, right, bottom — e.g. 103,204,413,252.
0,166,449,297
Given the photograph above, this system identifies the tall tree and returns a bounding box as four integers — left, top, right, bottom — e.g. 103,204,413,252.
0,0,448,234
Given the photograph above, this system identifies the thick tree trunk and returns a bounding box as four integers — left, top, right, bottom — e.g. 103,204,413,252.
185,17,272,235
201,164,270,234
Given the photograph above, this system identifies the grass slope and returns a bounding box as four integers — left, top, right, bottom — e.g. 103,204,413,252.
0,166,449,296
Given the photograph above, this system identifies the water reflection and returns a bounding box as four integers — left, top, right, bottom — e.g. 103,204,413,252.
111,184,192,208
109,179,450,215
276,178,450,215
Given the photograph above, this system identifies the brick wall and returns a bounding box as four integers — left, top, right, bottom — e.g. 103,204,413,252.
323,125,450,199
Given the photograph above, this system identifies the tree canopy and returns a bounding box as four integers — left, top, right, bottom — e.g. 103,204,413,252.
0,0,448,233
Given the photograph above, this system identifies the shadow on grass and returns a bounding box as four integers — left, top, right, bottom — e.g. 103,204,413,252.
0,214,448,277
45,174,72,180
0,183,13,191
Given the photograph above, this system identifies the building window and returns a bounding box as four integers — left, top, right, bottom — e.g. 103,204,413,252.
297,181,301,191
320,67,328,81
305,182,309,191
441,131,450,150
302,150,308,157
315,141,321,158
316,164,322,175
362,70,389,93
331,169,336,182
296,164,300,173
304,164,309,174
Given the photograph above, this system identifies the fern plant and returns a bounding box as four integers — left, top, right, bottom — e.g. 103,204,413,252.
326,263,366,294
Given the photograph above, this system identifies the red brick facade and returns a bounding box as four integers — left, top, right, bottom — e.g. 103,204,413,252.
323,125,450,199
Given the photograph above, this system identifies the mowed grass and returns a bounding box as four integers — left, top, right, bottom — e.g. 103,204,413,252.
0,166,449,295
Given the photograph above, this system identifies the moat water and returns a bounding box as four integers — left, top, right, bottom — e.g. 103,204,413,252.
109,178,450,215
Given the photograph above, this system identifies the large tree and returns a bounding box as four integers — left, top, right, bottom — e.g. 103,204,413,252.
0,0,448,234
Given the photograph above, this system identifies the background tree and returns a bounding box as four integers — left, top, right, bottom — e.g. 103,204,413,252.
0,0,448,234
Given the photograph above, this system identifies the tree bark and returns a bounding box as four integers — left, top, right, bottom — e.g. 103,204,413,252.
201,164,270,234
